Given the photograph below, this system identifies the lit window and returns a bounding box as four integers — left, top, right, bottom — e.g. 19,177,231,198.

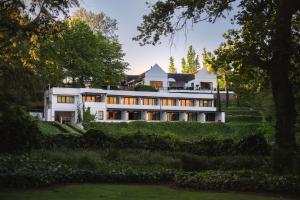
161,98,176,106
83,95,103,102
57,96,74,104
123,97,138,105
143,98,158,105
150,81,163,89
180,99,194,107
107,96,118,104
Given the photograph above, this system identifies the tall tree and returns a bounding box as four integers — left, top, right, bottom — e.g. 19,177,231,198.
168,56,177,73
181,58,188,73
186,45,197,73
38,19,128,87
133,0,300,173
72,8,118,41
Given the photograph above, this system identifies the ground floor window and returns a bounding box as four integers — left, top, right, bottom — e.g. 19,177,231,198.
107,111,121,120
187,112,197,121
205,113,215,122
55,111,75,123
128,111,141,120
96,111,104,120
147,111,160,121
167,112,179,121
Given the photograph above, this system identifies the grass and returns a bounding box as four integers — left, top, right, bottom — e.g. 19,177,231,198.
0,184,295,200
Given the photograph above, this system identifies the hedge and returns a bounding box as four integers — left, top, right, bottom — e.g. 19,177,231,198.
0,155,298,195
40,130,271,156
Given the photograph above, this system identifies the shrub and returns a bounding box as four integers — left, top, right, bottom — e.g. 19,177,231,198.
0,106,41,153
174,170,300,195
134,85,158,92
235,134,270,155
40,131,271,156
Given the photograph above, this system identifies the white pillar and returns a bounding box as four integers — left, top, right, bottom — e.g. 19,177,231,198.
118,96,123,104
176,99,180,106
179,112,188,121
161,111,167,121
141,111,147,120
215,112,225,122
138,97,142,105
197,113,206,122
121,111,128,121
194,99,199,107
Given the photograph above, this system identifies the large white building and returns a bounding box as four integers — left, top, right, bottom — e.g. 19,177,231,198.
44,65,225,123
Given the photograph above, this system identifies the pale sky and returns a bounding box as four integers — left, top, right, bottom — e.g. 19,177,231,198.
75,0,237,75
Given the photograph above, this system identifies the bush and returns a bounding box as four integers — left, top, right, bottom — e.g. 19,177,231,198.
180,154,269,171
40,130,271,156
0,106,41,153
134,85,158,92
235,134,270,155
174,170,300,195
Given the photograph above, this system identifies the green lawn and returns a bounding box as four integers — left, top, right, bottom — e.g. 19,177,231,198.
0,184,295,200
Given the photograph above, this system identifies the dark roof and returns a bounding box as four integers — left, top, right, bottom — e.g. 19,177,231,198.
126,73,145,83
127,75,139,82
168,73,195,83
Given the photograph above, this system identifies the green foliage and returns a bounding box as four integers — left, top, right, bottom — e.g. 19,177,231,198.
0,106,41,153
83,107,95,128
168,56,177,73
38,19,128,88
40,130,271,156
134,84,158,92
175,170,300,195
181,58,188,73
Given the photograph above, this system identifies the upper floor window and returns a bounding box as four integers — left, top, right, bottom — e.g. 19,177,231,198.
123,97,138,105
180,99,194,107
161,98,176,106
143,98,158,105
107,96,118,104
198,99,213,107
200,82,213,90
83,95,103,102
150,81,163,89
57,96,74,104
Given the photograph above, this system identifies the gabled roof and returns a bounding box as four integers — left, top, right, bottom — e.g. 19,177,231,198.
168,73,195,83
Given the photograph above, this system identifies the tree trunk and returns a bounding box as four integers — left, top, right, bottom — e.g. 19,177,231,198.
271,0,297,172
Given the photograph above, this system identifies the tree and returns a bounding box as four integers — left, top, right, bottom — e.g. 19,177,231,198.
187,45,197,73
181,58,188,73
38,19,128,87
133,0,300,173
168,56,177,73
72,8,118,41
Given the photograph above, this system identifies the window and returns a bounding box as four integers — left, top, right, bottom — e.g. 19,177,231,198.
107,96,118,104
200,82,212,90
161,98,176,106
150,81,163,89
188,113,197,121
147,112,160,121
57,96,74,104
180,99,194,107
198,99,213,107
143,98,158,105
167,112,179,121
107,111,121,120
96,111,104,120
83,95,103,102
123,97,138,105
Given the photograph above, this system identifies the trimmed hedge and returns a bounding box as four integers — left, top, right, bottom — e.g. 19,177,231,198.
175,170,300,194
40,130,271,156
0,155,298,195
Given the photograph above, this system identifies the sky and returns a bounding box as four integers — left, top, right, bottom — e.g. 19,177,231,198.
74,0,237,75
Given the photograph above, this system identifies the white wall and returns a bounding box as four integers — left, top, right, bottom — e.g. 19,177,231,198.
144,64,168,88
186,67,217,90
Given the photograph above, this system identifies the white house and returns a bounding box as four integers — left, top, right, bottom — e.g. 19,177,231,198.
43,64,228,124
44,87,225,124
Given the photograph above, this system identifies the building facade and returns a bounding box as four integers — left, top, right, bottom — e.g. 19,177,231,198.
43,64,230,123
44,87,225,123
